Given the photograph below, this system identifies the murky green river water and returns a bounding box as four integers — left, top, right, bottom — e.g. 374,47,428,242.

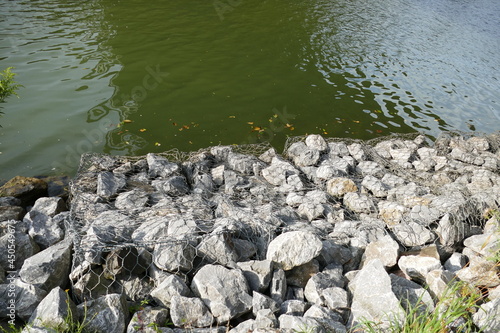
1,0,499,180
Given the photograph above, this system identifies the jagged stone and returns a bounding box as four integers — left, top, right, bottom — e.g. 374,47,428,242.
0,176,48,206
87,210,137,243
115,189,149,210
255,309,279,329
0,229,39,271
197,233,238,267
29,287,77,330
328,142,350,157
306,134,328,152
262,157,299,186
153,239,196,272
297,202,325,221
391,221,435,247
378,201,407,226
270,268,287,304
356,161,385,178
150,274,191,308
287,141,320,167
79,293,128,333
279,315,325,333
127,306,169,333
252,291,280,315
24,210,64,248
304,265,346,304
103,247,145,279
398,255,442,282
361,175,388,197
425,269,455,300
463,232,500,258
348,259,405,330
435,213,468,247
0,279,47,321
279,300,309,316
31,197,66,217
237,260,273,292
409,205,440,226
170,296,214,328
348,143,366,161
326,178,357,197
18,240,72,292
320,286,348,311
96,171,126,198
191,264,252,323
343,192,375,214
132,216,169,244
361,234,399,268
117,276,154,302
72,266,112,300
147,153,180,178
152,176,190,197
266,231,323,270
473,298,500,333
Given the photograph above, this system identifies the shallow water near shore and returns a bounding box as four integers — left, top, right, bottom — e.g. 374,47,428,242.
1,0,499,180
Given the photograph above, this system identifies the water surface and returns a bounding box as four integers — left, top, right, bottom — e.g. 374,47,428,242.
1,0,499,180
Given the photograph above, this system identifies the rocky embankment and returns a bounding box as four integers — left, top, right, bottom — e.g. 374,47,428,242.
1,133,499,333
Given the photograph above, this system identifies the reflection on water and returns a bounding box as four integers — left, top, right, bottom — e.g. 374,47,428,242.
306,0,500,133
0,0,499,180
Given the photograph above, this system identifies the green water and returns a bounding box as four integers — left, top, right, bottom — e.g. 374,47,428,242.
1,0,499,180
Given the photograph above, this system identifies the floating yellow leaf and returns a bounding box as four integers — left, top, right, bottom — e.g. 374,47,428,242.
154,142,161,146
172,122,178,126
289,127,295,131
285,123,293,128
228,115,236,118
188,141,193,144
273,114,278,118
139,128,147,132
353,120,360,123
179,127,183,131
183,125,190,130
123,119,133,123
247,122,254,125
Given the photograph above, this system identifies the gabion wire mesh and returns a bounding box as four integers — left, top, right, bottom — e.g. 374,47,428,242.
67,132,500,305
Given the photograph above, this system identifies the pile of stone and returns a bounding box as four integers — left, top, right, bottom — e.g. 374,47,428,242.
1,133,499,333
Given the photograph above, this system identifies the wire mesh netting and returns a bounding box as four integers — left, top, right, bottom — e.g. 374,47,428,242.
67,131,500,305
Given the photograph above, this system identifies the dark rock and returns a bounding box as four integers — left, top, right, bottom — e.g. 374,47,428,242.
96,171,126,198
252,291,280,315
279,300,309,316
0,206,24,222
18,240,72,292
0,279,48,321
0,229,39,271
152,176,190,197
147,153,180,179
79,293,128,333
270,268,287,304
24,210,64,248
0,176,48,206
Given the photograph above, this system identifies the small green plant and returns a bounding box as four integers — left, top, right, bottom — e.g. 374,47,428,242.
354,280,485,333
0,67,23,104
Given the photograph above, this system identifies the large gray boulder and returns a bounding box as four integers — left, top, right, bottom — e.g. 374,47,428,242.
18,240,72,292
147,153,180,178
261,157,299,186
348,259,405,330
170,295,214,328
0,279,48,321
86,210,137,243
29,287,77,330
252,291,280,315
266,231,323,270
150,274,191,308
304,265,345,304
304,305,347,333
390,274,434,314
197,233,239,267
0,229,39,271
24,210,64,248
191,264,252,323
279,315,325,333
287,141,320,167
398,255,442,283
473,298,500,333
343,192,375,214
153,240,196,272
31,197,66,217
360,234,400,268
97,171,126,198
237,260,273,292
79,293,128,333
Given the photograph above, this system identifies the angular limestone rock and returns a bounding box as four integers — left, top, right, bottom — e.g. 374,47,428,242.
191,264,252,323
266,231,323,270
18,240,72,292
170,296,214,328
29,287,77,330
150,274,192,308
348,259,405,330
237,260,273,292
361,234,400,268
79,293,128,333
127,307,169,333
